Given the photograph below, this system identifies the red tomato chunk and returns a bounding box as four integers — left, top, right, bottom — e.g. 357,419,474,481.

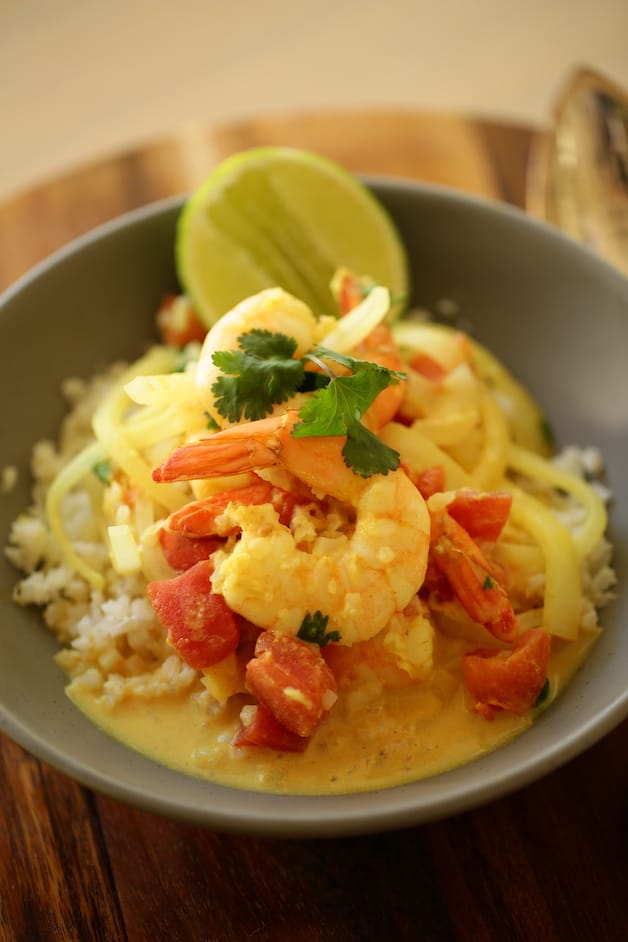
156,294,207,347
245,632,337,738
147,560,239,669
415,464,446,499
446,489,513,542
158,527,223,571
463,628,551,720
233,704,309,752
409,352,448,382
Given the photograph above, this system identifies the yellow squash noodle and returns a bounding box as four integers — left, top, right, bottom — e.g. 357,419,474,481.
508,444,607,559
389,317,607,642
506,487,582,640
45,440,108,590
91,347,188,514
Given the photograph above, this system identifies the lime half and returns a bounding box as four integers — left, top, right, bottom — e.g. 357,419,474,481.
175,147,408,326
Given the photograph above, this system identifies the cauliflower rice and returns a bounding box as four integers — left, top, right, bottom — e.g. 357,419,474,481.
5,366,199,705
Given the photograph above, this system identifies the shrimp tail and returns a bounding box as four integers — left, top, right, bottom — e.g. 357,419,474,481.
152,413,298,483
152,438,275,482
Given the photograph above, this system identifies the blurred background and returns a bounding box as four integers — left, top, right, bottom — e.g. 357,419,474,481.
1,0,627,202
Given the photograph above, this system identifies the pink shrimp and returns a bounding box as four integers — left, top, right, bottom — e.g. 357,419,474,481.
152,411,430,646
427,504,517,642
164,479,308,539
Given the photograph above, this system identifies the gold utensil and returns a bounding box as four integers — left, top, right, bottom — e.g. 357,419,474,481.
527,67,628,275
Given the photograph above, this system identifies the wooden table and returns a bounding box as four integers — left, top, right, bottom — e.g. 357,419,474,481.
0,111,626,941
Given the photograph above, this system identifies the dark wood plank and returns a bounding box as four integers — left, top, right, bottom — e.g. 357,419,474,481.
426,721,628,942
96,794,458,942
0,736,126,941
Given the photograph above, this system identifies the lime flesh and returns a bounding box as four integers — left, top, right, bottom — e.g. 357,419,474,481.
175,147,408,326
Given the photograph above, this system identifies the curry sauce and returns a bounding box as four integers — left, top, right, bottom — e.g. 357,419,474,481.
69,628,598,795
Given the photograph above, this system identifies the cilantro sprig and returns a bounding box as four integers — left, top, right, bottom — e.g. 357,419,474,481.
293,345,404,477
210,329,405,477
212,329,305,421
297,611,340,646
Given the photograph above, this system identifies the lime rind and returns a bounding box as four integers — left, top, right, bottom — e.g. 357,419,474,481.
175,147,409,327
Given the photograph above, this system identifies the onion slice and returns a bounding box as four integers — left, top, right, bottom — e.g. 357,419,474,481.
320,285,390,353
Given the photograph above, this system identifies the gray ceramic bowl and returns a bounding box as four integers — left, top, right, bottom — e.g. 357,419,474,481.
1,180,627,837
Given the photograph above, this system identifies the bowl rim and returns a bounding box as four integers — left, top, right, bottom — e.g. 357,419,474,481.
1,177,627,838
4,175,628,304
2,663,626,838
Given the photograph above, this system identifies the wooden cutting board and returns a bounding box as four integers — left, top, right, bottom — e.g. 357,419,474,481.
1,109,626,942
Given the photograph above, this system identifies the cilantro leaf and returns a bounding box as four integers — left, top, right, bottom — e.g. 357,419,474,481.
209,329,404,477
297,611,341,646
311,344,406,386
92,460,113,485
203,410,220,431
293,354,403,476
211,329,305,422
294,370,394,435
342,419,400,477
238,329,299,361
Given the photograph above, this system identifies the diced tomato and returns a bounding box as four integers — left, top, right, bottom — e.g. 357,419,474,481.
245,632,337,738
429,508,517,641
337,271,365,314
156,294,207,347
271,487,313,527
147,560,239,668
158,527,223,571
394,413,415,429
463,628,552,720
446,489,512,542
410,352,448,382
415,465,446,499
233,704,309,752
274,491,298,527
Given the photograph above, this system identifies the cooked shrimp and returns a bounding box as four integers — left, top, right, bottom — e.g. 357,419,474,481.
165,478,307,537
324,596,434,689
196,287,335,426
196,281,405,431
357,323,407,430
427,503,518,642
153,410,430,645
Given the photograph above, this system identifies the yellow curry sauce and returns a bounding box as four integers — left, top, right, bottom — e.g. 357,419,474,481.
68,627,598,795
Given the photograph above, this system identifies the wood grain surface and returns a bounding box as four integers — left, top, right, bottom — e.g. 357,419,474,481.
0,109,626,942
